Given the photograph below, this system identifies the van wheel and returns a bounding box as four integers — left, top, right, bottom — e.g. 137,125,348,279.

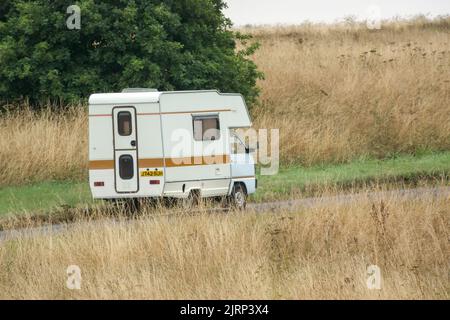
229,183,247,210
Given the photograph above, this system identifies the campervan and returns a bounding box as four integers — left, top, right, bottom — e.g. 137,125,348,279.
88,89,257,209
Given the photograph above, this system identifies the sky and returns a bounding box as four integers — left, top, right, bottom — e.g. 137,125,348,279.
224,0,450,26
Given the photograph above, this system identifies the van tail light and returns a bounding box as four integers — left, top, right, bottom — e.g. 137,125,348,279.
94,181,105,187
150,180,160,185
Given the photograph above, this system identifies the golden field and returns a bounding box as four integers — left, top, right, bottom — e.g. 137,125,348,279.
0,18,449,186
249,17,450,165
0,18,449,300
0,189,448,299
0,106,88,186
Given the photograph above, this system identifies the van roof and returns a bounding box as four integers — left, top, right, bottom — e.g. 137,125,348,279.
89,91,162,105
88,90,230,105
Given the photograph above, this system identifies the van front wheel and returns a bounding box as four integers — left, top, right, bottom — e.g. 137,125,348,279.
229,183,247,210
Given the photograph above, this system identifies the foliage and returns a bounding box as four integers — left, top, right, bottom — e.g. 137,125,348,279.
0,0,262,106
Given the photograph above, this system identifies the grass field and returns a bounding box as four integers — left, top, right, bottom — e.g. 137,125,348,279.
0,188,448,299
0,181,91,216
0,18,449,188
1,151,450,216
254,151,450,201
1,18,449,300
249,17,450,165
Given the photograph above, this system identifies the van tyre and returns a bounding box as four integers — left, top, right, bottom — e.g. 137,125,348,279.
229,183,247,210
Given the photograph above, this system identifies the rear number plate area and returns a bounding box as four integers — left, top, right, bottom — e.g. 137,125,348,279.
141,170,163,177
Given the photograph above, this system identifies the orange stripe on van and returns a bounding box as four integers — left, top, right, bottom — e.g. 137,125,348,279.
89,155,230,170
89,109,232,117
165,155,230,167
139,158,165,168
155,109,232,115
137,112,160,116
89,160,115,170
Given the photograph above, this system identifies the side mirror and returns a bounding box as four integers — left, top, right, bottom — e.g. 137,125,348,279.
246,142,259,154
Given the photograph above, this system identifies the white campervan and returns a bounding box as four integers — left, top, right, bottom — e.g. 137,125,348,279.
88,89,257,209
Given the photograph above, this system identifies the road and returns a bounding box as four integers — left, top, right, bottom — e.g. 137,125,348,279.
1,186,449,242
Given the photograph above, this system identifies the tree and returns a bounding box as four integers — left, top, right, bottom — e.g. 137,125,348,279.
0,0,262,107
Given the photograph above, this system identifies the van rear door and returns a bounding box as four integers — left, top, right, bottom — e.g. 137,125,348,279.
113,107,139,193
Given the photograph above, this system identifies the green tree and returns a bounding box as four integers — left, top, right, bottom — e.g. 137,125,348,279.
0,0,262,107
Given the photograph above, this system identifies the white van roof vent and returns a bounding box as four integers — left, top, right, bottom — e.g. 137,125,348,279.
122,88,159,93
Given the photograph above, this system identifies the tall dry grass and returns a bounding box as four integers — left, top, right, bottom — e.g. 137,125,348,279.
248,17,450,165
0,106,88,186
0,189,448,299
0,18,449,186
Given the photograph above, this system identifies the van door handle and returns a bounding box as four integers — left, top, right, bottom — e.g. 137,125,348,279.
215,168,221,175
131,140,136,147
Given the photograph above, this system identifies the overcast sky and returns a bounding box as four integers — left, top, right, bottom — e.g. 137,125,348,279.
224,0,450,26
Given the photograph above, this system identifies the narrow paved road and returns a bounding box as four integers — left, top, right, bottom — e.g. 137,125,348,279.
1,186,449,242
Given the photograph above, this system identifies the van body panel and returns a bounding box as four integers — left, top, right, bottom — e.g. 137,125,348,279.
88,90,256,200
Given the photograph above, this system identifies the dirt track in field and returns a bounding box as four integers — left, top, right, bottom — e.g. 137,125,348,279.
1,186,449,242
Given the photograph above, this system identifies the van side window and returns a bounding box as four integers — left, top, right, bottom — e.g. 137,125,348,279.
117,111,132,136
193,116,220,141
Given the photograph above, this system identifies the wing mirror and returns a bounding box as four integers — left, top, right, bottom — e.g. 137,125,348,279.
246,142,259,154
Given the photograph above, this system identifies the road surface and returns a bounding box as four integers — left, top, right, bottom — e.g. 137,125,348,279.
1,186,449,242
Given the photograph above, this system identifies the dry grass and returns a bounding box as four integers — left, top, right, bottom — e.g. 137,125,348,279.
0,189,448,299
0,105,88,186
248,17,450,165
0,17,449,301
0,17,449,186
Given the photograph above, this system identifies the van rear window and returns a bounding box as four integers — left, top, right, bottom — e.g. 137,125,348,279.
119,155,134,180
118,112,132,136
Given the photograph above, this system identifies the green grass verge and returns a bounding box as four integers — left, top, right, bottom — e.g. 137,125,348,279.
253,151,450,201
0,181,92,216
1,152,450,216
